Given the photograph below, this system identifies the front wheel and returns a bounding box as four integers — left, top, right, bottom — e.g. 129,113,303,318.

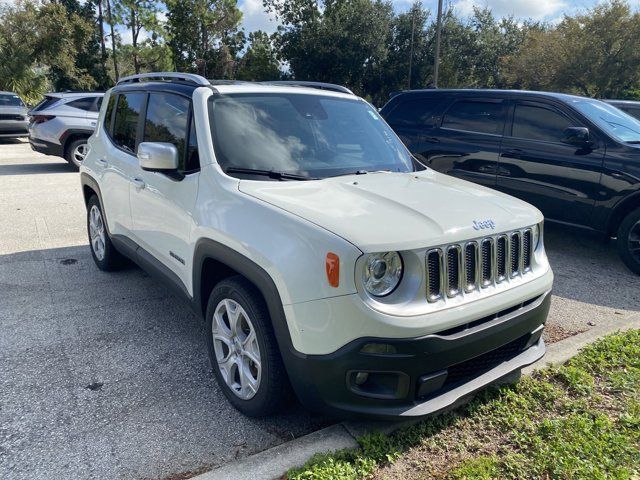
205,276,291,416
617,208,640,275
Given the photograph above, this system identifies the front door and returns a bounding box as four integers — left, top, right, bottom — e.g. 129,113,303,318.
497,100,605,226
129,92,200,293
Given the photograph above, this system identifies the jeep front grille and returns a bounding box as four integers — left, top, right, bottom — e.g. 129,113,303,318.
426,228,534,303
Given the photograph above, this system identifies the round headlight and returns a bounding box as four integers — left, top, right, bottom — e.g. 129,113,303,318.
362,252,403,297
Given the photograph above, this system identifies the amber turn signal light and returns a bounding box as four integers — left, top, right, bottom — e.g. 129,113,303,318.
326,252,340,287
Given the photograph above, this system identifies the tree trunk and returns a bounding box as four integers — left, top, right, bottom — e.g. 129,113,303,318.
97,0,107,60
105,0,119,81
131,8,140,74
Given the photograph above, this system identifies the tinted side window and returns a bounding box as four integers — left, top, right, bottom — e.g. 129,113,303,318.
112,93,145,153
143,93,190,170
385,98,442,127
186,115,199,171
92,97,103,112
442,100,504,135
512,104,572,143
104,94,117,133
68,97,96,111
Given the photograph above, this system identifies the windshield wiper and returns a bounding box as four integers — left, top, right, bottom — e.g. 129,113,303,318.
225,166,317,181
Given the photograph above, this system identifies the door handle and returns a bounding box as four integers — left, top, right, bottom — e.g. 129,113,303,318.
502,148,524,159
132,178,146,190
97,158,108,167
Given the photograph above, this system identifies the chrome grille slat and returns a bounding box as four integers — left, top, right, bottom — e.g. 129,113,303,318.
426,228,535,302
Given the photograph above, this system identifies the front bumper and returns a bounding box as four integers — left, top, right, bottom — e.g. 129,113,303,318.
285,290,550,418
0,120,29,138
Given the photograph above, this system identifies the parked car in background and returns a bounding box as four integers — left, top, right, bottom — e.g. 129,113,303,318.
380,89,640,275
604,99,640,120
29,92,103,168
0,91,29,139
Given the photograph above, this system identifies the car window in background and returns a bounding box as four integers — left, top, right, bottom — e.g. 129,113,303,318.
143,93,189,170
94,97,103,112
442,100,505,135
570,98,640,143
385,98,442,127
68,97,97,112
0,94,25,107
31,96,59,112
622,107,640,121
112,93,145,153
512,104,573,143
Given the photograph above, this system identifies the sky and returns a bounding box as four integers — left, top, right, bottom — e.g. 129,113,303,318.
239,0,640,35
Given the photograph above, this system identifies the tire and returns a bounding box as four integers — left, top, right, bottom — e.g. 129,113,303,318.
205,276,291,416
616,208,640,275
65,138,89,169
87,195,126,271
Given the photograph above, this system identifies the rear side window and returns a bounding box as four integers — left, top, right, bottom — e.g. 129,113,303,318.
385,98,442,127
94,97,103,112
512,104,573,143
31,96,59,111
442,100,505,135
104,95,117,132
67,97,96,111
143,93,191,170
112,93,145,153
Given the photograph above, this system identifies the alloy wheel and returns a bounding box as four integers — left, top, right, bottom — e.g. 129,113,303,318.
212,298,262,400
89,205,106,261
72,143,88,164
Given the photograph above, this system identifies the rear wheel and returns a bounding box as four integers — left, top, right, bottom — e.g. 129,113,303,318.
65,138,89,169
205,276,290,416
87,195,125,271
617,208,640,275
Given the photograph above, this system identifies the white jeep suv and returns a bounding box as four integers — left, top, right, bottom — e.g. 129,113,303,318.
80,73,553,418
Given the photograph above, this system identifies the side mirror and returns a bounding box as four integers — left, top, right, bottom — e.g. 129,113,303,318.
137,142,179,172
561,127,593,148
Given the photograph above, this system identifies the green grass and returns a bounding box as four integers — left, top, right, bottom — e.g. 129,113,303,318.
285,330,640,480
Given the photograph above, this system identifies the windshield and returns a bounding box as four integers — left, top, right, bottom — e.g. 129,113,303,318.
208,93,414,179
0,94,25,107
570,98,640,143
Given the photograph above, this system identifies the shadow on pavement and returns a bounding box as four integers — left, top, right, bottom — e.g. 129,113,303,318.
0,162,74,175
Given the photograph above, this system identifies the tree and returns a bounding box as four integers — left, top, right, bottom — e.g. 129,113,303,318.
166,0,243,77
113,0,160,75
266,0,394,98
0,1,98,102
236,31,281,80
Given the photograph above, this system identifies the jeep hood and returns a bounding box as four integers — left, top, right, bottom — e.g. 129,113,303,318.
239,170,543,252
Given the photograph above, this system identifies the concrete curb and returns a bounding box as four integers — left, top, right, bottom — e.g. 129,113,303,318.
193,315,640,480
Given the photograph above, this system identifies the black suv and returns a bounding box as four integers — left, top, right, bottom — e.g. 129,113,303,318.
380,89,640,274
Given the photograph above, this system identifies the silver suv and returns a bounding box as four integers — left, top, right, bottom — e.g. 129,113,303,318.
29,92,103,168
0,91,29,139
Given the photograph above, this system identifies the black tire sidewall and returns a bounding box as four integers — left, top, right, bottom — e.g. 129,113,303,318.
65,138,88,169
617,208,640,275
205,277,288,417
87,195,121,271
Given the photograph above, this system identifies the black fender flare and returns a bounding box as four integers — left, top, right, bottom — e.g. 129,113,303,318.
192,238,312,395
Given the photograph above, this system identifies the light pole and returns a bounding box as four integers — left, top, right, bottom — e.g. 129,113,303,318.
433,0,443,88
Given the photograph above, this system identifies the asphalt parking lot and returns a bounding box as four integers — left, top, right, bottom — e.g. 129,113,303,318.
2,139,639,479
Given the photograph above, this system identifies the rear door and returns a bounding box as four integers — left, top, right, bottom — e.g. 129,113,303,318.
426,97,507,188
497,99,605,226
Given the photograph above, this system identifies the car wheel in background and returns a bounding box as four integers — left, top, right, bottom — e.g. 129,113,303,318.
617,208,640,275
205,276,291,416
87,195,126,271
66,138,89,169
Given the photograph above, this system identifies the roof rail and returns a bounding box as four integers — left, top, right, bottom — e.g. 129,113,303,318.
261,81,354,95
116,72,210,87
